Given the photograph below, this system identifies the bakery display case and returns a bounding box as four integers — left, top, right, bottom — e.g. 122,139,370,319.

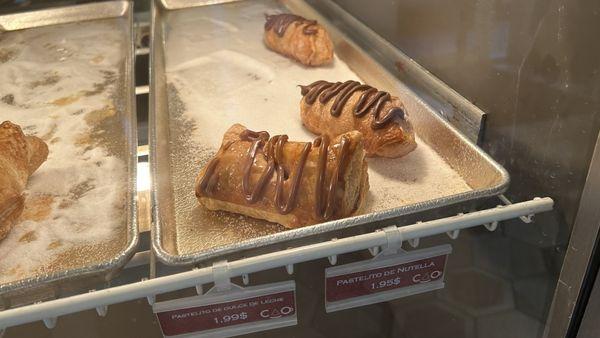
0,0,599,337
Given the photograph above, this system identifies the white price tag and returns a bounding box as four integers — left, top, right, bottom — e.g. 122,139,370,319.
153,281,297,338
325,244,452,312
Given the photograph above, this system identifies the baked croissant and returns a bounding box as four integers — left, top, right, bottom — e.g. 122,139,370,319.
264,14,334,66
0,121,49,241
194,124,368,228
299,80,417,158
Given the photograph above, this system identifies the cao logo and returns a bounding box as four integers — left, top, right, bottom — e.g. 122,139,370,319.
260,306,294,319
412,270,442,283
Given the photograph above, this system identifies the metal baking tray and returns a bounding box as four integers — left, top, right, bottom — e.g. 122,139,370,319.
0,1,137,304
150,0,509,265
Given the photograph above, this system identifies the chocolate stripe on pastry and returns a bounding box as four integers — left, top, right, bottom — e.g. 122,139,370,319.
265,14,318,37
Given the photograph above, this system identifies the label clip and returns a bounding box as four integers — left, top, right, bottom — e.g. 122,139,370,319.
212,260,232,292
382,226,404,255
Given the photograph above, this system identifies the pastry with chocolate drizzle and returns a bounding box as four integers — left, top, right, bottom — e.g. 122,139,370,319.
194,124,369,228
264,13,334,66
299,80,417,158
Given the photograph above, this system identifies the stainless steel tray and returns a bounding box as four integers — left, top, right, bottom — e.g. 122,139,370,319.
0,1,137,303
150,0,509,265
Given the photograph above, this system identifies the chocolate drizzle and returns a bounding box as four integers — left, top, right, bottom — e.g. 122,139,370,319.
265,14,318,37
313,135,350,220
197,128,352,219
300,80,406,129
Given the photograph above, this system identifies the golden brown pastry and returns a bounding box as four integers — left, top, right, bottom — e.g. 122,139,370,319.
299,80,417,158
0,121,48,240
264,14,334,66
194,124,368,228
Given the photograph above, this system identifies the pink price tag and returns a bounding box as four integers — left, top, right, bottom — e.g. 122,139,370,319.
325,244,451,312
153,281,297,337
326,255,447,302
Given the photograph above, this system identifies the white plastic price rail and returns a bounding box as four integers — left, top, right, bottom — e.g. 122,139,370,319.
0,197,553,330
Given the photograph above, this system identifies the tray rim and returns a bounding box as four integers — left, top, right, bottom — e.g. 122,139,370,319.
158,0,244,11
149,0,510,266
0,1,130,31
0,1,139,295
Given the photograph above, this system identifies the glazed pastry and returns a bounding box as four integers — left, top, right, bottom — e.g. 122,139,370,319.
0,121,48,241
299,80,417,158
264,13,334,66
194,124,368,228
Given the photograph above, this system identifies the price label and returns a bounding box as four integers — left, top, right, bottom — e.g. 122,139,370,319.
325,244,451,312
153,281,296,337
